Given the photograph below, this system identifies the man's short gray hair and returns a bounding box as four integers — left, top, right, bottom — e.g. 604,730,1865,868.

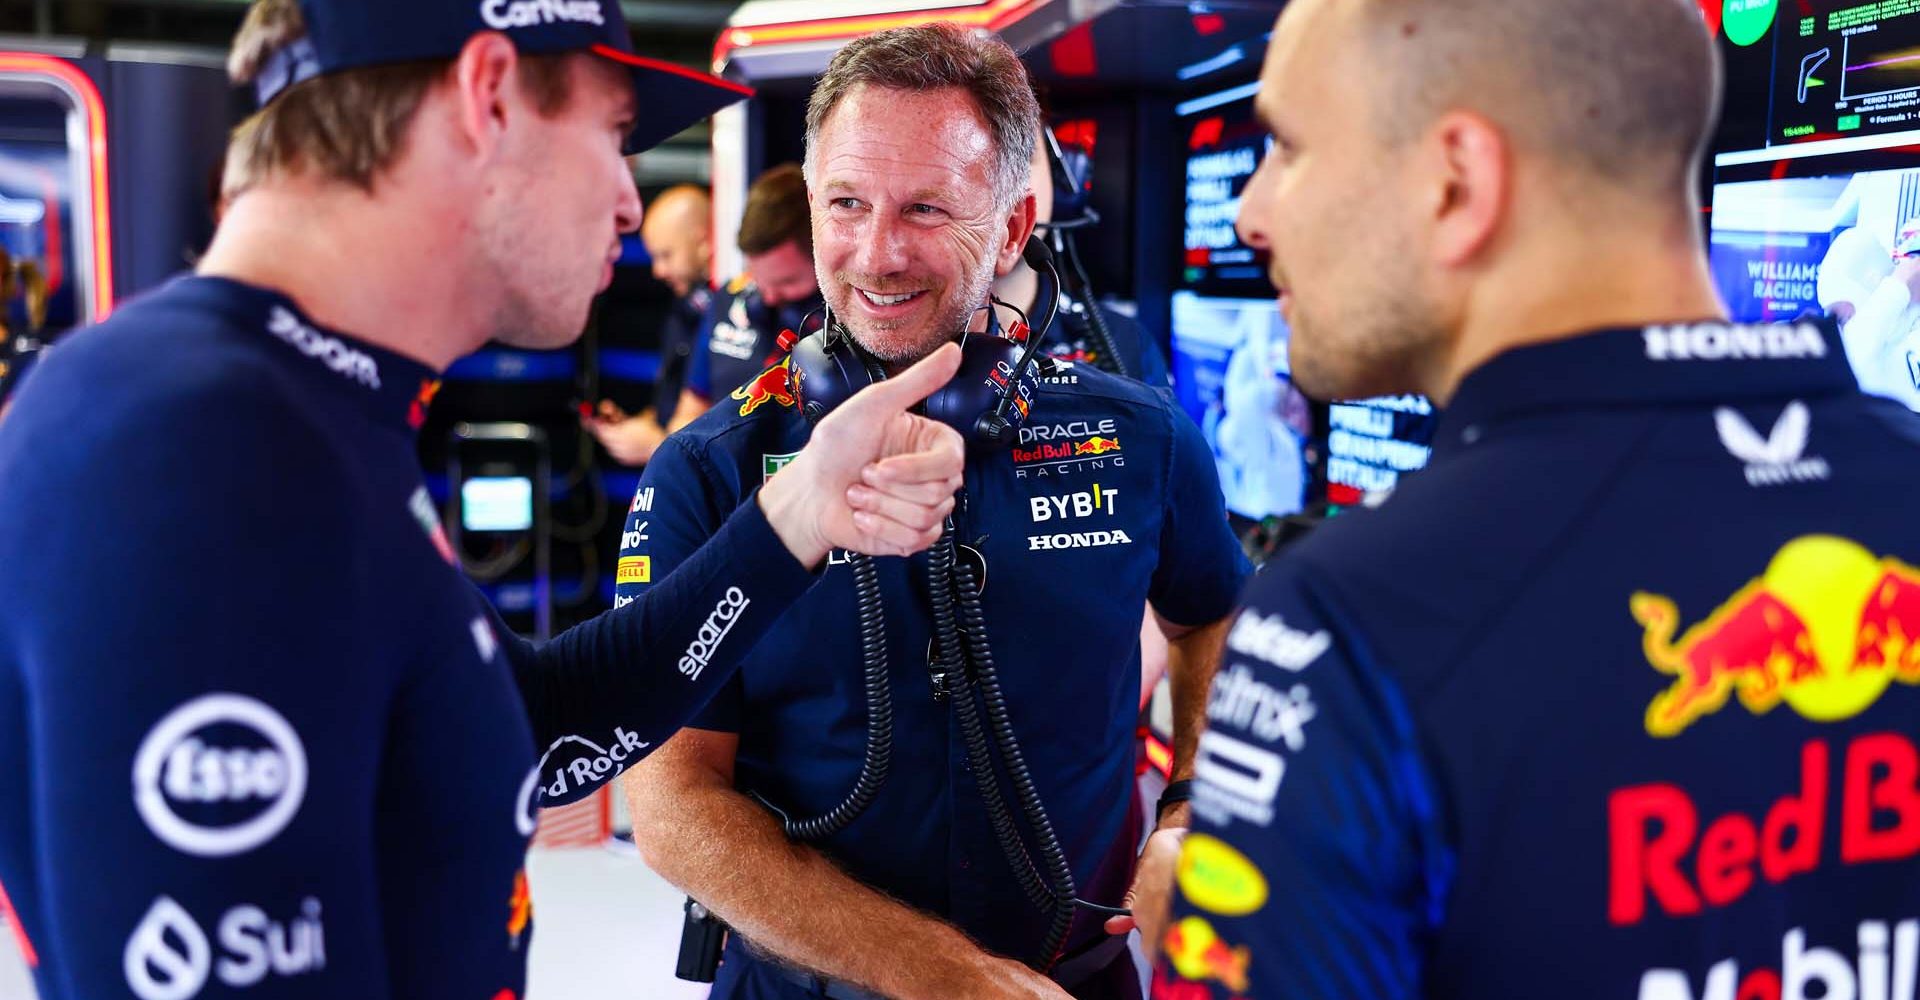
803,24,1041,210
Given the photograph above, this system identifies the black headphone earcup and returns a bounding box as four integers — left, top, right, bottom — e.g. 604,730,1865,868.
789,327,877,423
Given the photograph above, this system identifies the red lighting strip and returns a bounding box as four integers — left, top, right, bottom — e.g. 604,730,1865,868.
0,53,113,321
715,0,1045,69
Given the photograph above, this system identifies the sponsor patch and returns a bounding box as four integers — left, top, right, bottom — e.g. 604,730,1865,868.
616,556,652,585
132,694,308,858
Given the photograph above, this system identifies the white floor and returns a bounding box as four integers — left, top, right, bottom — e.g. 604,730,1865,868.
0,845,708,1000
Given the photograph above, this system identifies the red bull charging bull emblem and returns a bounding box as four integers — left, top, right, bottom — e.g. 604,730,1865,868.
1159,915,1251,994
1075,436,1121,457
1634,535,1920,738
730,358,797,417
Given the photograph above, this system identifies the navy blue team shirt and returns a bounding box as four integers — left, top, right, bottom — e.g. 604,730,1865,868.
685,277,823,402
620,349,1250,997
0,276,822,1000
1155,319,1920,1000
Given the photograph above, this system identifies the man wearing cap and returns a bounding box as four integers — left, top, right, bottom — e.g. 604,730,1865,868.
0,2,969,998
1144,1,1920,998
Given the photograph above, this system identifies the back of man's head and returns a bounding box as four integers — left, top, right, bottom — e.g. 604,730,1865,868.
738,164,810,258
1357,0,1719,203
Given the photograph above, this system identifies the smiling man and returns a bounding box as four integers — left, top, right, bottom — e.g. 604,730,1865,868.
621,24,1249,1000
1146,2,1920,1000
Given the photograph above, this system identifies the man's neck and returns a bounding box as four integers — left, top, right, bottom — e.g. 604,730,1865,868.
994,261,1041,319
1430,217,1727,405
197,178,482,372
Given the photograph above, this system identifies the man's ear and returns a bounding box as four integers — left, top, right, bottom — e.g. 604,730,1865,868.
1427,110,1510,269
448,31,522,160
994,192,1039,278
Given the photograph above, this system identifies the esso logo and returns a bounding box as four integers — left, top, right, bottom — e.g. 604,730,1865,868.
132,694,308,858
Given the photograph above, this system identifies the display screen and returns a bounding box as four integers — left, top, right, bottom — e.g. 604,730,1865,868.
461,476,534,532
1168,292,1312,520
1178,83,1272,297
1709,2,1920,411
1173,80,1435,508
1325,397,1438,506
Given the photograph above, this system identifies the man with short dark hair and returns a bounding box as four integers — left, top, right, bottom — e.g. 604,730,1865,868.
1145,2,1920,999
684,163,826,409
0,2,969,998
624,23,1248,1000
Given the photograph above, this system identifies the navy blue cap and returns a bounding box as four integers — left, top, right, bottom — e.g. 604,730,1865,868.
257,0,753,153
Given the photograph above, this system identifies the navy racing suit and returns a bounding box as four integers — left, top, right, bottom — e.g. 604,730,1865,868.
0,276,820,1000
1154,319,1920,1000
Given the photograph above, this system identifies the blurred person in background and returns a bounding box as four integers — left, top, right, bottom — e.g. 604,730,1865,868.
585,183,715,464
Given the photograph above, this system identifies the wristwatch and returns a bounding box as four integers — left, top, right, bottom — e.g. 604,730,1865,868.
1155,779,1193,822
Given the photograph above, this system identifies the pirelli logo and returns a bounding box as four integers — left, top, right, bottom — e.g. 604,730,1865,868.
616,556,651,585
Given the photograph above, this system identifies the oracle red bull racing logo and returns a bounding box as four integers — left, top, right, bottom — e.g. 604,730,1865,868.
1634,535,1920,737
730,359,796,417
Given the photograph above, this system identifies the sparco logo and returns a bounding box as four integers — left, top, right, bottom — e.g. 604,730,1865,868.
480,0,605,29
1227,611,1331,672
123,895,325,1000
680,587,750,681
133,694,308,858
540,729,651,799
1642,322,1826,362
1018,418,1117,445
267,306,380,389
1028,529,1132,550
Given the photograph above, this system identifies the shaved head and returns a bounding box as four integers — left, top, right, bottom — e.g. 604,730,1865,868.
641,183,712,298
1237,0,1727,405
1356,0,1720,194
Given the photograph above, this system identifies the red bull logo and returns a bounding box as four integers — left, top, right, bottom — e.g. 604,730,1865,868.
730,359,796,417
1634,535,1920,737
1075,436,1121,457
1160,915,1250,994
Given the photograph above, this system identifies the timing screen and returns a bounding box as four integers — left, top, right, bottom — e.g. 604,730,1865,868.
1774,1,1920,143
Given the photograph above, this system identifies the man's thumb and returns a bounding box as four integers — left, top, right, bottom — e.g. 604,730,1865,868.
843,342,962,415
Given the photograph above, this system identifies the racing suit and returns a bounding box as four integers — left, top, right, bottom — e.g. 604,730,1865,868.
1154,319,1920,1000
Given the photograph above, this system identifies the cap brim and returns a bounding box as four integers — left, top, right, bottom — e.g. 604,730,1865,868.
591,45,754,154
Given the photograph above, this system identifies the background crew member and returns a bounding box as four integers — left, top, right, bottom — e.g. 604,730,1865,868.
0,2,969,998
1145,2,1920,999
993,127,1169,387
586,183,716,465
683,163,825,407
622,25,1249,1000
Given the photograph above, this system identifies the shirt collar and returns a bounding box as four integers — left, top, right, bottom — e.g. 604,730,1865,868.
187,275,444,433
1433,319,1859,460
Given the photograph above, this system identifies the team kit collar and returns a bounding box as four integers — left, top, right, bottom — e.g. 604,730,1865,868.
194,276,445,432
259,0,752,153
1432,319,1859,459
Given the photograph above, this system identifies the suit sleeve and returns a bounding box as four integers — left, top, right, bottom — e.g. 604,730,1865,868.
1148,397,1253,627
497,432,773,805
0,381,394,998
1153,560,1452,1000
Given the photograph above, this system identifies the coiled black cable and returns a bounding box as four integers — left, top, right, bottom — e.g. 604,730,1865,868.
778,552,893,841
1058,233,1131,380
948,549,1080,969
930,533,1054,916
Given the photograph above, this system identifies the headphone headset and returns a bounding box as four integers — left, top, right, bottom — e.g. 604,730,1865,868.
784,238,1062,452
